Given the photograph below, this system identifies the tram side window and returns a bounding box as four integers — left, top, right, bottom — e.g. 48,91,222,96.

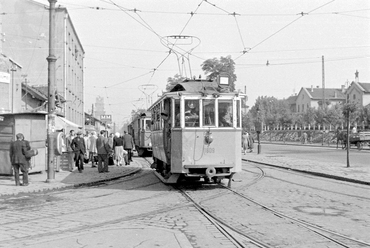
236,100,241,128
145,119,151,131
203,99,215,126
174,99,180,127
184,100,199,127
218,100,233,127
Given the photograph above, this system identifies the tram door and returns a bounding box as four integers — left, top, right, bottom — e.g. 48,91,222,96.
163,98,172,164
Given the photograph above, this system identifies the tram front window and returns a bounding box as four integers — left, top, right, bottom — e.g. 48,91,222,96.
203,99,215,126
218,100,233,127
184,100,199,127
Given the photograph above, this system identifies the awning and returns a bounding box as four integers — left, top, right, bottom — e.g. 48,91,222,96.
55,116,82,129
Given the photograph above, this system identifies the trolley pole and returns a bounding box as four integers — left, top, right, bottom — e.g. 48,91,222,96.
46,0,57,182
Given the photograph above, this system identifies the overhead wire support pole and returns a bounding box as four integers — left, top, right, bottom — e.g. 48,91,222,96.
46,0,57,182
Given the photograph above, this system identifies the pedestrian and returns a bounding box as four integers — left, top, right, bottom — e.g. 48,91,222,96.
241,131,249,155
9,133,31,186
71,131,86,172
113,132,125,166
107,133,115,165
302,132,308,144
122,131,135,165
96,130,111,173
88,131,98,167
108,133,114,150
66,130,75,171
247,132,254,152
83,132,90,164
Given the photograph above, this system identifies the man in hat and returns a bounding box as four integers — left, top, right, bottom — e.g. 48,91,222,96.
96,130,111,173
71,131,86,172
122,131,135,165
9,133,31,186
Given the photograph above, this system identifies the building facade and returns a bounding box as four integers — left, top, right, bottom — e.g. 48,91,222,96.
0,0,84,126
346,81,370,107
295,86,346,113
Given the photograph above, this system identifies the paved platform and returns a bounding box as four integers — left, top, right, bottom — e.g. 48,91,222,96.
0,164,142,197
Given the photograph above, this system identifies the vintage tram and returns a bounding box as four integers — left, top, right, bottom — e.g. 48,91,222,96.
128,111,152,156
148,75,245,184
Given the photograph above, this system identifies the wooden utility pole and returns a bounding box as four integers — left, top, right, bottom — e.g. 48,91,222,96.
322,56,325,108
46,0,57,182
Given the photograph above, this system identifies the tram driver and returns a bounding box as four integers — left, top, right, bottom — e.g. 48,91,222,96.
185,101,199,127
219,103,233,127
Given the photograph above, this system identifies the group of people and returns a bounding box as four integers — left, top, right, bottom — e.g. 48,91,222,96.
65,130,135,173
242,131,254,154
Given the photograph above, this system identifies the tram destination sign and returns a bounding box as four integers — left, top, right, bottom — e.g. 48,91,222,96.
100,114,112,123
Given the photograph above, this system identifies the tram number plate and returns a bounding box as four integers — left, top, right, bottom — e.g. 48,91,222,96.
205,147,215,153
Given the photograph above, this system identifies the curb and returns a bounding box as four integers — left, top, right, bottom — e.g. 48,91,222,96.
1,168,142,197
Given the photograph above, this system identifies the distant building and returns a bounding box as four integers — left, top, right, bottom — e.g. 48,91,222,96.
346,80,370,107
94,96,105,120
295,85,346,113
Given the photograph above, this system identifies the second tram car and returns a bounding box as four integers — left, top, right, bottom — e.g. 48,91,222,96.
149,75,245,184
128,111,152,156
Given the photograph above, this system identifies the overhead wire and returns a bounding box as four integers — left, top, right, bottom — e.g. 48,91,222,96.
234,0,337,61
106,71,153,88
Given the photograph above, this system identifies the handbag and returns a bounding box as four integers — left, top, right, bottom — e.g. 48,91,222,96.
24,149,38,159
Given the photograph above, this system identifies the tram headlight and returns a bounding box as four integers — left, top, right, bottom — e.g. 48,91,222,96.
204,129,213,145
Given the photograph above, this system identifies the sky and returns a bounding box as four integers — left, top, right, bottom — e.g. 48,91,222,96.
34,0,370,127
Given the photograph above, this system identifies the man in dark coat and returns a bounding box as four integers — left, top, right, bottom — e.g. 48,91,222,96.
71,131,86,172
122,131,135,165
9,133,31,186
96,130,111,173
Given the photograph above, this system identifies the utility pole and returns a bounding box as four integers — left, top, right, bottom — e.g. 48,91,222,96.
322,55,325,108
10,65,17,113
46,0,57,182
21,74,28,110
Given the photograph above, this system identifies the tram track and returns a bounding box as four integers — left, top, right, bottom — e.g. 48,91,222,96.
220,184,370,248
180,183,370,247
177,160,370,247
244,160,370,200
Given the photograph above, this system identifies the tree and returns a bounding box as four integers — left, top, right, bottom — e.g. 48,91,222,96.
359,104,370,129
201,55,237,91
325,104,343,129
276,100,293,128
166,74,185,92
302,107,316,129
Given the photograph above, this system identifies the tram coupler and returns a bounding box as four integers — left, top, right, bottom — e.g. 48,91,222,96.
227,173,235,187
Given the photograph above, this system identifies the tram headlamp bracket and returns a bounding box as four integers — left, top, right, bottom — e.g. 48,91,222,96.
204,129,213,145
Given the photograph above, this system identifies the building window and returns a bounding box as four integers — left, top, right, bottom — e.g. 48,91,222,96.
353,94,356,100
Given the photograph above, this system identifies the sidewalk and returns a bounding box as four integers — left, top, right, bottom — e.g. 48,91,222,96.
0,163,142,197
242,151,370,185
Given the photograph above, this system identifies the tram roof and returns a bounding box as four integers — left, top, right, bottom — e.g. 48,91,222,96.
149,79,245,110
170,80,220,94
